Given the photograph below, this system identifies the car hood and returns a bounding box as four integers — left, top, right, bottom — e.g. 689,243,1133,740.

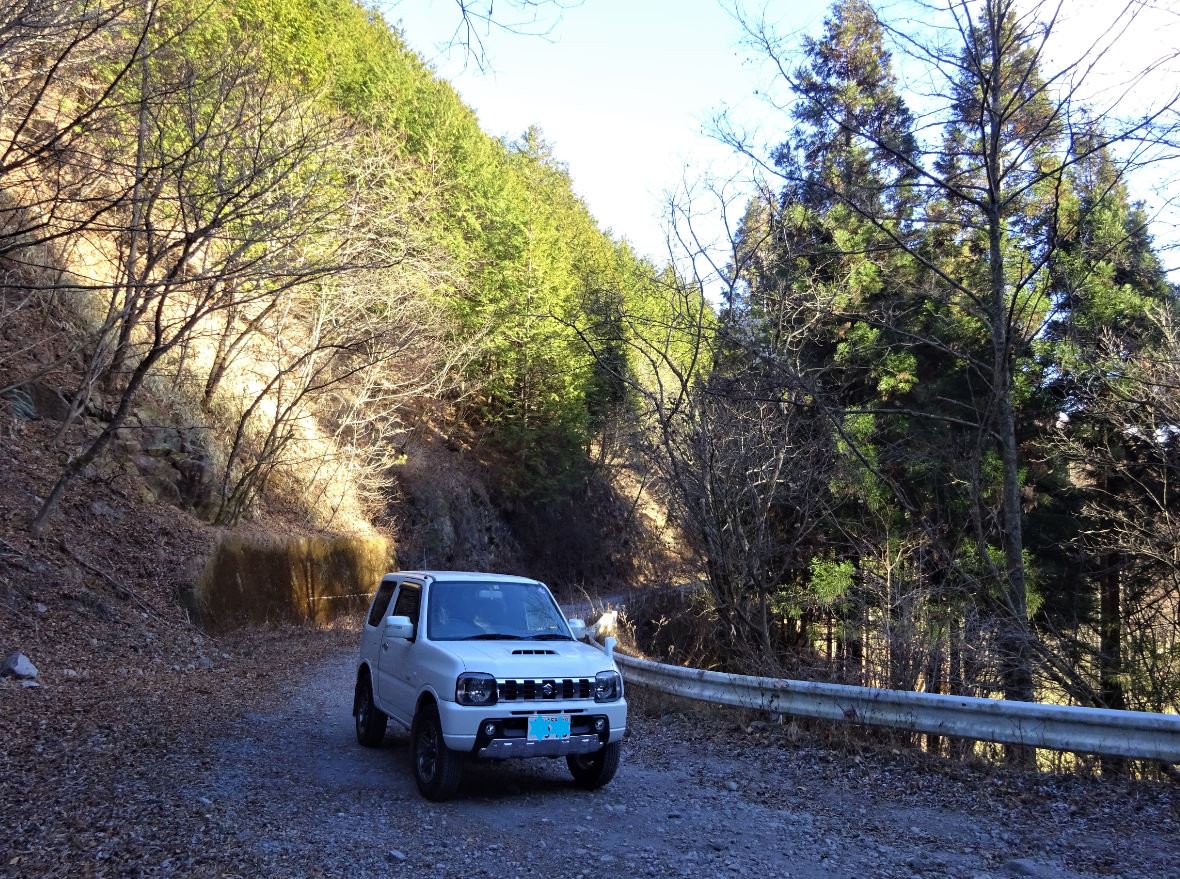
441,639,615,678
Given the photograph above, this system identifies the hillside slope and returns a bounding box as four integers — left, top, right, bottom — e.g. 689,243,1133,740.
0,0,697,653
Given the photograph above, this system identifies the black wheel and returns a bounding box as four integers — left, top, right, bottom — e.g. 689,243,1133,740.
411,702,463,801
354,673,387,747
567,741,621,789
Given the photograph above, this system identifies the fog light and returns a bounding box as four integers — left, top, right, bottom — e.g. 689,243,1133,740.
594,717,606,732
483,722,497,737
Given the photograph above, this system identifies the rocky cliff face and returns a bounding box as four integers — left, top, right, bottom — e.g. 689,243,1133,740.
0,291,389,647
386,424,697,597
4,378,216,517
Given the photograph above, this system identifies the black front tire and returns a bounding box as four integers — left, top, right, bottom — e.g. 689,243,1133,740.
354,673,388,747
567,741,621,789
411,703,464,801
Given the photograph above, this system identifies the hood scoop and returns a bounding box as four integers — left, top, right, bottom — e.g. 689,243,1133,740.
511,648,557,655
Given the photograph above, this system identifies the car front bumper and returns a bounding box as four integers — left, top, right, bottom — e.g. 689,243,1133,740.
437,697,627,755
478,733,603,759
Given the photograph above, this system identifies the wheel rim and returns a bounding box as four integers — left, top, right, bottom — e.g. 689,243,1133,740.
417,722,438,781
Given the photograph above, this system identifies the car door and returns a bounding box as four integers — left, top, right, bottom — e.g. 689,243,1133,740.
376,580,422,724
363,577,398,711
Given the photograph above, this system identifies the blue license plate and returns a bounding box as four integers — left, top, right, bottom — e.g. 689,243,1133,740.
527,714,571,741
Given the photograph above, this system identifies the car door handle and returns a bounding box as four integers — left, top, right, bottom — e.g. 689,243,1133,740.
382,641,389,651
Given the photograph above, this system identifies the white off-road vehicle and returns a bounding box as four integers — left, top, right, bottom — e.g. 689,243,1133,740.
353,571,627,801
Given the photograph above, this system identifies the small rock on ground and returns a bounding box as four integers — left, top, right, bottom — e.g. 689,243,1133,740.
1005,859,1043,877
2,651,38,680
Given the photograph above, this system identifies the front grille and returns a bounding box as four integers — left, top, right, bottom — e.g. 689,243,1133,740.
497,677,593,701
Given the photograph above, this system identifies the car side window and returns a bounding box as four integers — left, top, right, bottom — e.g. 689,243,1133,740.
367,580,396,628
390,583,421,630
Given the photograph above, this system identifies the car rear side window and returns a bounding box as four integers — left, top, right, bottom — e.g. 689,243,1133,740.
367,580,396,628
391,583,421,627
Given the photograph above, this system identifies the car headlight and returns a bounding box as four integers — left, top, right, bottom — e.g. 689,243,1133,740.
456,672,498,706
594,670,622,702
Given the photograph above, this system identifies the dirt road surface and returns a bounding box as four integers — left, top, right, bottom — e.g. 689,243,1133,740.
206,653,1178,879
4,643,1177,878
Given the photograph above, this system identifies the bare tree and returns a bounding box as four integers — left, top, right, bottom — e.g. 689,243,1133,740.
564,177,844,669
210,276,476,528
198,132,457,408
1047,306,1180,715
0,0,147,256
0,0,158,383
29,31,363,536
392,0,580,72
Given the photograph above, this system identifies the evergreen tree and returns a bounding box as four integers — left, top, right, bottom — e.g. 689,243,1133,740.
732,0,927,681
1041,137,1176,710
732,0,1180,719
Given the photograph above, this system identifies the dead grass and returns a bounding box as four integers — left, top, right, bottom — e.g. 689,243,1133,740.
195,533,391,632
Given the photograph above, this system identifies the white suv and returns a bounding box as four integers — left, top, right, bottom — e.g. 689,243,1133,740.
353,571,627,801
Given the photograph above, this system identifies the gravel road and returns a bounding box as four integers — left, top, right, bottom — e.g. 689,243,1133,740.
186,651,1179,879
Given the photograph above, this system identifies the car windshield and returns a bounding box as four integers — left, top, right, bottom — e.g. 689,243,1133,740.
426,581,572,641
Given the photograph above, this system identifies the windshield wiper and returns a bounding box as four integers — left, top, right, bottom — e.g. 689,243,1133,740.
459,633,525,640
527,633,574,641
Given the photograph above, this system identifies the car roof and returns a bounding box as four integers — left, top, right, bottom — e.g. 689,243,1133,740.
390,570,543,586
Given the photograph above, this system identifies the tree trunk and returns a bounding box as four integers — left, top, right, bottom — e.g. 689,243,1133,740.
1099,552,1125,709
848,596,864,685
948,614,973,759
1099,551,1126,774
104,47,151,393
31,347,157,536
826,615,834,668
984,6,1034,765
925,636,945,756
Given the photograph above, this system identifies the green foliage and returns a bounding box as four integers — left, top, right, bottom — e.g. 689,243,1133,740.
874,351,917,397
809,558,855,605
712,0,1180,709
169,0,686,502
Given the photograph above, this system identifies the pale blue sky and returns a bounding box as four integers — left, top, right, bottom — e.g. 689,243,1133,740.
386,1,829,263
385,1,1180,276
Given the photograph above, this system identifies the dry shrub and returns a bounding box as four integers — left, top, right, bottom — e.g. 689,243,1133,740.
193,534,392,633
623,586,732,669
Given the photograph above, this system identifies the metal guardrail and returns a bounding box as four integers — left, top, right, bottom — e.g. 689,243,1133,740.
588,613,1180,762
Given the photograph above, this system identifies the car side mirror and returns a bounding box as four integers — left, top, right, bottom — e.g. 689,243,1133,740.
384,615,415,640
567,618,587,639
